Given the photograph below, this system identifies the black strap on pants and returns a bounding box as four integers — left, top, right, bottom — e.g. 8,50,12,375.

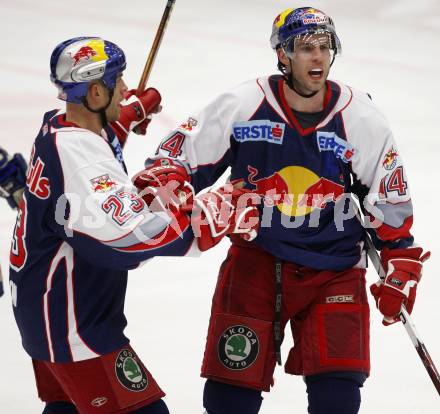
274,258,283,365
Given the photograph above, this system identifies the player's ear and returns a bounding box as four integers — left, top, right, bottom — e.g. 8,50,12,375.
87,81,105,105
277,47,290,67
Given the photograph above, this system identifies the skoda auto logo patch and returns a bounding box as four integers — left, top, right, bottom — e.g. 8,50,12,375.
115,349,148,392
218,325,259,370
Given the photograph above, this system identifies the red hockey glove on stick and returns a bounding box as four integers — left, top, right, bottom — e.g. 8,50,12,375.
132,159,193,208
111,88,162,146
183,185,261,252
370,247,430,325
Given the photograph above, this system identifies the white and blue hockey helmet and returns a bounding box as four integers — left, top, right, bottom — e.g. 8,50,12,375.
270,7,342,57
50,37,126,104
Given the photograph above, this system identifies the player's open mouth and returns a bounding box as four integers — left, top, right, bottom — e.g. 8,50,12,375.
308,69,323,79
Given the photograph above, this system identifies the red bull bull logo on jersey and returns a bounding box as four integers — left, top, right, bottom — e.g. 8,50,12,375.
317,132,355,163
180,117,198,132
247,166,289,206
247,165,346,217
382,146,398,170
233,120,285,145
90,174,117,193
298,177,345,209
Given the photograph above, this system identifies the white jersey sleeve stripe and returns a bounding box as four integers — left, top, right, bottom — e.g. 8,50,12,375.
44,242,100,362
64,242,100,361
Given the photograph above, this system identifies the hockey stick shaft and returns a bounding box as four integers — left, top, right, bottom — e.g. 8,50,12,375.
0,262,4,297
136,0,176,95
365,235,440,395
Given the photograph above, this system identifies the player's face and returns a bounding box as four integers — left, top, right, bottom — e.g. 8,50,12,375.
282,34,332,95
106,75,128,123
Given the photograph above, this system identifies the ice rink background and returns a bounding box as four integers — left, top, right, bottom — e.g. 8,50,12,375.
1,0,439,412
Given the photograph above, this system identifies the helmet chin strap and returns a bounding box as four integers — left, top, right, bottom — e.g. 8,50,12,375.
82,88,114,128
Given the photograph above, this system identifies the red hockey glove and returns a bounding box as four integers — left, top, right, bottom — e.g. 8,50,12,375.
183,184,261,252
132,159,193,208
370,247,430,326
111,88,162,146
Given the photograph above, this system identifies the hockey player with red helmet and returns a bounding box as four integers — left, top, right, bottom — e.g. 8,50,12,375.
134,7,429,414
9,37,259,414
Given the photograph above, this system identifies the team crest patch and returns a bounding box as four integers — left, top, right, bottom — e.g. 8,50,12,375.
316,131,355,163
232,120,285,144
90,174,117,193
382,146,398,170
218,325,259,370
115,349,148,392
180,117,198,131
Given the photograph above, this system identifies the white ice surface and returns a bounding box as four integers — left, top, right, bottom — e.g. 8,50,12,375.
0,0,439,412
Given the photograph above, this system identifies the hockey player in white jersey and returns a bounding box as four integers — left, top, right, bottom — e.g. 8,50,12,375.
9,37,259,414
134,7,430,414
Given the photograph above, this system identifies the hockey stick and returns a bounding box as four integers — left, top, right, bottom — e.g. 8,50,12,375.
0,263,4,297
365,235,440,395
136,0,176,95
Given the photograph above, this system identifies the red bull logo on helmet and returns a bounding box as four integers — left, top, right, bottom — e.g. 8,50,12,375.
317,132,355,163
303,15,328,25
69,46,97,66
233,120,285,145
68,39,109,67
274,8,294,27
